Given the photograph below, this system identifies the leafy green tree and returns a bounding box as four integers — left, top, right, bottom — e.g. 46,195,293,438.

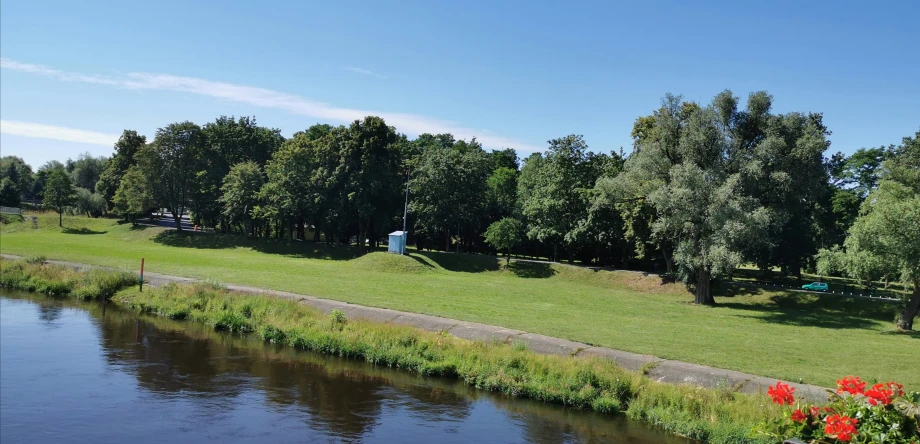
518,135,615,262
486,166,518,220
409,138,491,251
0,156,34,199
193,116,284,229
259,134,318,240
66,152,108,191
0,177,20,207
96,130,147,207
31,161,65,200
627,95,773,304
219,162,264,236
73,188,107,217
136,122,205,230
484,218,523,266
113,166,155,225
43,168,75,227
842,130,920,330
830,146,892,198
339,116,403,250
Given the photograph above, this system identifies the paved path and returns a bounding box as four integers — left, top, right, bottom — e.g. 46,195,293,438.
1,254,831,402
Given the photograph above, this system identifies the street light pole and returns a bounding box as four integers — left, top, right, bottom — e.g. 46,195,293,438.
403,169,410,232
402,169,410,254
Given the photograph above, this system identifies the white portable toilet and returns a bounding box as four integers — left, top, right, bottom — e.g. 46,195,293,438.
388,231,407,254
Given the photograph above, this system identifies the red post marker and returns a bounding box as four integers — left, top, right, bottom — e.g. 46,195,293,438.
140,258,145,292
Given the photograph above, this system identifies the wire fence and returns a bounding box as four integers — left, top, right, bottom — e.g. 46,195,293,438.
729,280,902,302
0,206,22,215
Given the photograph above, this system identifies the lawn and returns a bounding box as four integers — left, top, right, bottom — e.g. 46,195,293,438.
1,213,917,389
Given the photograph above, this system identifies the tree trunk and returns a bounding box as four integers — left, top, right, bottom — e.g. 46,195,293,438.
695,268,715,305
662,246,674,274
897,280,920,331
58,209,63,227
172,211,183,231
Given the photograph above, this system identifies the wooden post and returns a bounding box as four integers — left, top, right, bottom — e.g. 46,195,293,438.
139,258,145,292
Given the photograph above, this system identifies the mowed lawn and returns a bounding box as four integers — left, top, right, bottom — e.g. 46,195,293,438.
2,214,917,389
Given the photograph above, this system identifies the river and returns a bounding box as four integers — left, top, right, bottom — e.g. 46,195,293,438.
0,292,689,443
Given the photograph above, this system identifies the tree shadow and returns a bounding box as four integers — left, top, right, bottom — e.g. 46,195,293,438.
151,231,376,261
413,251,500,273
507,261,556,279
62,227,107,235
880,330,920,339
716,287,900,331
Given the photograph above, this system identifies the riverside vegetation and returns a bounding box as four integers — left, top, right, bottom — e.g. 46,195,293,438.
2,214,917,390
0,257,785,443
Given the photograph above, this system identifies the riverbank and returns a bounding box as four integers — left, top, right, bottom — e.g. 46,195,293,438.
1,214,914,389
1,257,779,443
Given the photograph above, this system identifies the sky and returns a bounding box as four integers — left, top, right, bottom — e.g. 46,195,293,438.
1,0,918,168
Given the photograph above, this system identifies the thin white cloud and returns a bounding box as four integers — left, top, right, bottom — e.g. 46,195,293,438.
344,66,386,79
1,58,542,152
0,120,118,146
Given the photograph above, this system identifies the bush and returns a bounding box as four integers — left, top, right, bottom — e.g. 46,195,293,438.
754,377,920,443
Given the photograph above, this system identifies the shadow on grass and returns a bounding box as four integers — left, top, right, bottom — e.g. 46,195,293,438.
413,250,501,273
62,227,107,235
151,230,379,261
715,286,900,331
880,330,920,339
507,261,556,279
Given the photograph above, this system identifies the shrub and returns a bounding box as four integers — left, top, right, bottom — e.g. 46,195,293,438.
754,376,920,443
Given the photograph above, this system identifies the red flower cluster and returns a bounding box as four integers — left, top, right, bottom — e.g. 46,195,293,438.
865,382,904,406
791,409,806,423
836,376,867,395
824,414,858,442
768,382,796,405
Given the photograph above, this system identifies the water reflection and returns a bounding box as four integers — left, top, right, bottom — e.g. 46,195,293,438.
1,292,688,443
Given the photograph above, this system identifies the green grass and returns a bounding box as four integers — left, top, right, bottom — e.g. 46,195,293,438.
2,213,917,390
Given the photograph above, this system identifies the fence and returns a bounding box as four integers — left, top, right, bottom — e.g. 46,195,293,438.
729,280,901,303
0,206,22,215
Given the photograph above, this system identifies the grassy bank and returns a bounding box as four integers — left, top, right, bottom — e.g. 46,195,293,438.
0,258,777,443
1,213,916,389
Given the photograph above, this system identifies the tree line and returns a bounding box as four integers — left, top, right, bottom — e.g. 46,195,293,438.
1,90,916,328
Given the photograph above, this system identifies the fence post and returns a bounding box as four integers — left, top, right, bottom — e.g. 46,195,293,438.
139,258,145,292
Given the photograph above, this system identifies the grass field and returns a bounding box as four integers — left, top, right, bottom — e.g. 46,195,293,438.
1,213,917,389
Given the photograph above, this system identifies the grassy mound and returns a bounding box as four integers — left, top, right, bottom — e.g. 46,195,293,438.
0,257,138,300
349,252,433,274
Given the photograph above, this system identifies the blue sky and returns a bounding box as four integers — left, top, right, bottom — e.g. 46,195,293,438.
1,0,918,168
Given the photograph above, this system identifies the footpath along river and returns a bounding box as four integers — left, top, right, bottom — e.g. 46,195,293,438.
0,291,689,444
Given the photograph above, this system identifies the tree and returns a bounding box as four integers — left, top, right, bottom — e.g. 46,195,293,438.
409,138,491,251
484,218,523,267
43,169,75,226
518,135,607,262
259,136,316,241
136,122,205,231
338,116,403,251
73,188,107,217
0,177,20,207
841,130,920,330
31,161,65,200
113,166,156,225
97,130,147,207
66,152,108,191
0,156,34,199
193,117,284,229
219,162,264,236
627,94,773,304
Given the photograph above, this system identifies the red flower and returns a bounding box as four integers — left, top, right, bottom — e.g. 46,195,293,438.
810,406,822,417
836,376,867,395
768,382,796,405
866,383,895,406
825,414,859,442
791,409,806,423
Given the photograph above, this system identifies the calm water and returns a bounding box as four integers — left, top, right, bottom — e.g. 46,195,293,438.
0,292,688,444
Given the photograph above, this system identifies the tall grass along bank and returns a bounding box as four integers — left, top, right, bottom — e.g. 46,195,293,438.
0,257,780,443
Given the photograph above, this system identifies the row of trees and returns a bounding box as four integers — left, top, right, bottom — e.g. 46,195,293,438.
2,90,916,329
